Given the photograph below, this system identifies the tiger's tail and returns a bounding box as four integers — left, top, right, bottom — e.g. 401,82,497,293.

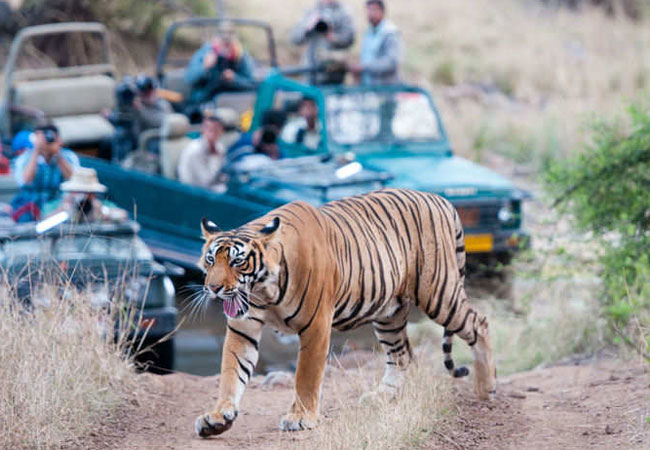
442,329,470,378
442,207,470,378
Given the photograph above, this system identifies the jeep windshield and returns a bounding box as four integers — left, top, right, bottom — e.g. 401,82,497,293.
325,89,443,148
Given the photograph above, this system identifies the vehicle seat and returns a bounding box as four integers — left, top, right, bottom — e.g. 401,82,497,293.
13,75,115,147
159,113,191,180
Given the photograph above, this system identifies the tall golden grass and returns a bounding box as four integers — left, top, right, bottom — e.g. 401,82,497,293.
0,281,138,450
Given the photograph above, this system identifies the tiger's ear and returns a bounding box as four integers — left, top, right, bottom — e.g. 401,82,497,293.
259,217,280,236
201,217,221,239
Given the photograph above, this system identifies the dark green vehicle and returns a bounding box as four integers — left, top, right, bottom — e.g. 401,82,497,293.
83,71,528,269
0,219,178,372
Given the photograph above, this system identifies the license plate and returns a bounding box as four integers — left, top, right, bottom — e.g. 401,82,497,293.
464,234,493,253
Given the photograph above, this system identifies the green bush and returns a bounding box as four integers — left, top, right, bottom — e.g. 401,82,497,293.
546,104,650,361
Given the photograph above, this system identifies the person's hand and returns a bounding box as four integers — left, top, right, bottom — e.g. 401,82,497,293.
347,62,362,74
222,69,235,82
50,143,61,157
307,13,321,31
203,51,218,69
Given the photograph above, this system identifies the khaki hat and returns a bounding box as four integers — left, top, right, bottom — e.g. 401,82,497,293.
60,167,107,193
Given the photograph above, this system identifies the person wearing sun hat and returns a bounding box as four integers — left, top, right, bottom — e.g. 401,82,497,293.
42,167,126,223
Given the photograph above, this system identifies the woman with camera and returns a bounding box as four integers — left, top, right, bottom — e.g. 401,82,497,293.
184,23,255,114
10,124,79,223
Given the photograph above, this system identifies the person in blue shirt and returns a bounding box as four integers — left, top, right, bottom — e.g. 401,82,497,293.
184,24,256,117
347,0,402,85
10,124,79,223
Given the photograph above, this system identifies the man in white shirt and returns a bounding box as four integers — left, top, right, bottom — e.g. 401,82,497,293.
177,111,227,191
280,97,321,152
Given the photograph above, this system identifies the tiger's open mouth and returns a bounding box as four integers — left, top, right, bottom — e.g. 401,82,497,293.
221,295,249,319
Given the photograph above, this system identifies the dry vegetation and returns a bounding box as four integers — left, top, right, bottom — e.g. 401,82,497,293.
0,281,138,450
303,350,453,450
235,0,650,173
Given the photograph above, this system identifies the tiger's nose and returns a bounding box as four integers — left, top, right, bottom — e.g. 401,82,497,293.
208,284,219,293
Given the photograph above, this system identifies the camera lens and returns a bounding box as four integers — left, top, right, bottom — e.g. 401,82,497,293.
44,130,56,143
261,128,277,145
314,20,329,33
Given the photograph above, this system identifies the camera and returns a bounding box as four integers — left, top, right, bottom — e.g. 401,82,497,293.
261,127,278,145
313,19,329,34
135,74,155,93
115,77,137,110
43,129,57,143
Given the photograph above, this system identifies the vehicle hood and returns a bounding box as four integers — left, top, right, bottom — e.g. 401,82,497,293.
356,153,516,198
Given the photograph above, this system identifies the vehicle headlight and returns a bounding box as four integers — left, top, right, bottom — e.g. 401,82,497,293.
91,286,111,309
498,203,513,223
124,277,149,304
497,200,521,228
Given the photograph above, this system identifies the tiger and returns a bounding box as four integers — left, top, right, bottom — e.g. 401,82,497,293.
194,188,496,438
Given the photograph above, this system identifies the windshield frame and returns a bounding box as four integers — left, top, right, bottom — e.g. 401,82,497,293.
321,84,450,153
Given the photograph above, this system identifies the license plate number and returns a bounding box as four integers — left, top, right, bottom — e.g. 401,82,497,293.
464,234,493,253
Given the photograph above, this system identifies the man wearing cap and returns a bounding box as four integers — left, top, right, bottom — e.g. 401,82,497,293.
291,0,355,85
280,97,321,152
177,110,228,191
225,109,287,172
348,0,402,85
10,124,79,222
185,24,256,111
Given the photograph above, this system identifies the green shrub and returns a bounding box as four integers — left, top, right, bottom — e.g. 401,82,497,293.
546,104,650,361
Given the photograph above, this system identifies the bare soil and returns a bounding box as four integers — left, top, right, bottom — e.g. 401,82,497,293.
87,356,649,450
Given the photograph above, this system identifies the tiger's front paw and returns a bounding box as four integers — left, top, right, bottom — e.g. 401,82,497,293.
279,411,317,431
194,400,238,438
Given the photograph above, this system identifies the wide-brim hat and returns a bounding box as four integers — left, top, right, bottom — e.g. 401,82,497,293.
60,167,107,193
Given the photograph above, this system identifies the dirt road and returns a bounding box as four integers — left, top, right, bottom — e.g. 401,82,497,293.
88,356,648,450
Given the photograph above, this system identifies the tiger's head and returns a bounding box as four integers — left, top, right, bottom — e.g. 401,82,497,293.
199,217,282,319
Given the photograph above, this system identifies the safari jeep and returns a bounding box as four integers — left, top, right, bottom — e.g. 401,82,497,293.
0,219,178,372
83,71,527,270
234,73,530,264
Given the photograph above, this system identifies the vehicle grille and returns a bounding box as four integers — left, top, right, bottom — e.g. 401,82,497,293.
456,203,500,230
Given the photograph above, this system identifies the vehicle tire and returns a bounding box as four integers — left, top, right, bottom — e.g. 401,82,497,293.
136,339,175,374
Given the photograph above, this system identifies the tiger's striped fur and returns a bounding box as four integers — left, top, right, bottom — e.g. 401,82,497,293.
195,188,496,437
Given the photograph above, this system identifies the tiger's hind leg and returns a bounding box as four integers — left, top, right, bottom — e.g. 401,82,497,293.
370,299,413,395
422,281,496,400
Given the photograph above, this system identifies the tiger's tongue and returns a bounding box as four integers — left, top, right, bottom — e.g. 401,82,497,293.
223,299,239,318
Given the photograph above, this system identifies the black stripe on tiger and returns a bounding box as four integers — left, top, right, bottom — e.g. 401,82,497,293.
442,329,469,378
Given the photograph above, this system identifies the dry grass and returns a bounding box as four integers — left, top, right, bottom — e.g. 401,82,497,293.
0,281,138,450
302,351,453,450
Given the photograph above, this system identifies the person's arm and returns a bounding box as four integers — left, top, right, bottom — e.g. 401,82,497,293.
56,149,78,180
136,99,172,130
290,9,318,45
19,149,40,185
328,8,355,49
361,33,401,76
230,53,257,90
177,140,197,183
184,45,211,85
